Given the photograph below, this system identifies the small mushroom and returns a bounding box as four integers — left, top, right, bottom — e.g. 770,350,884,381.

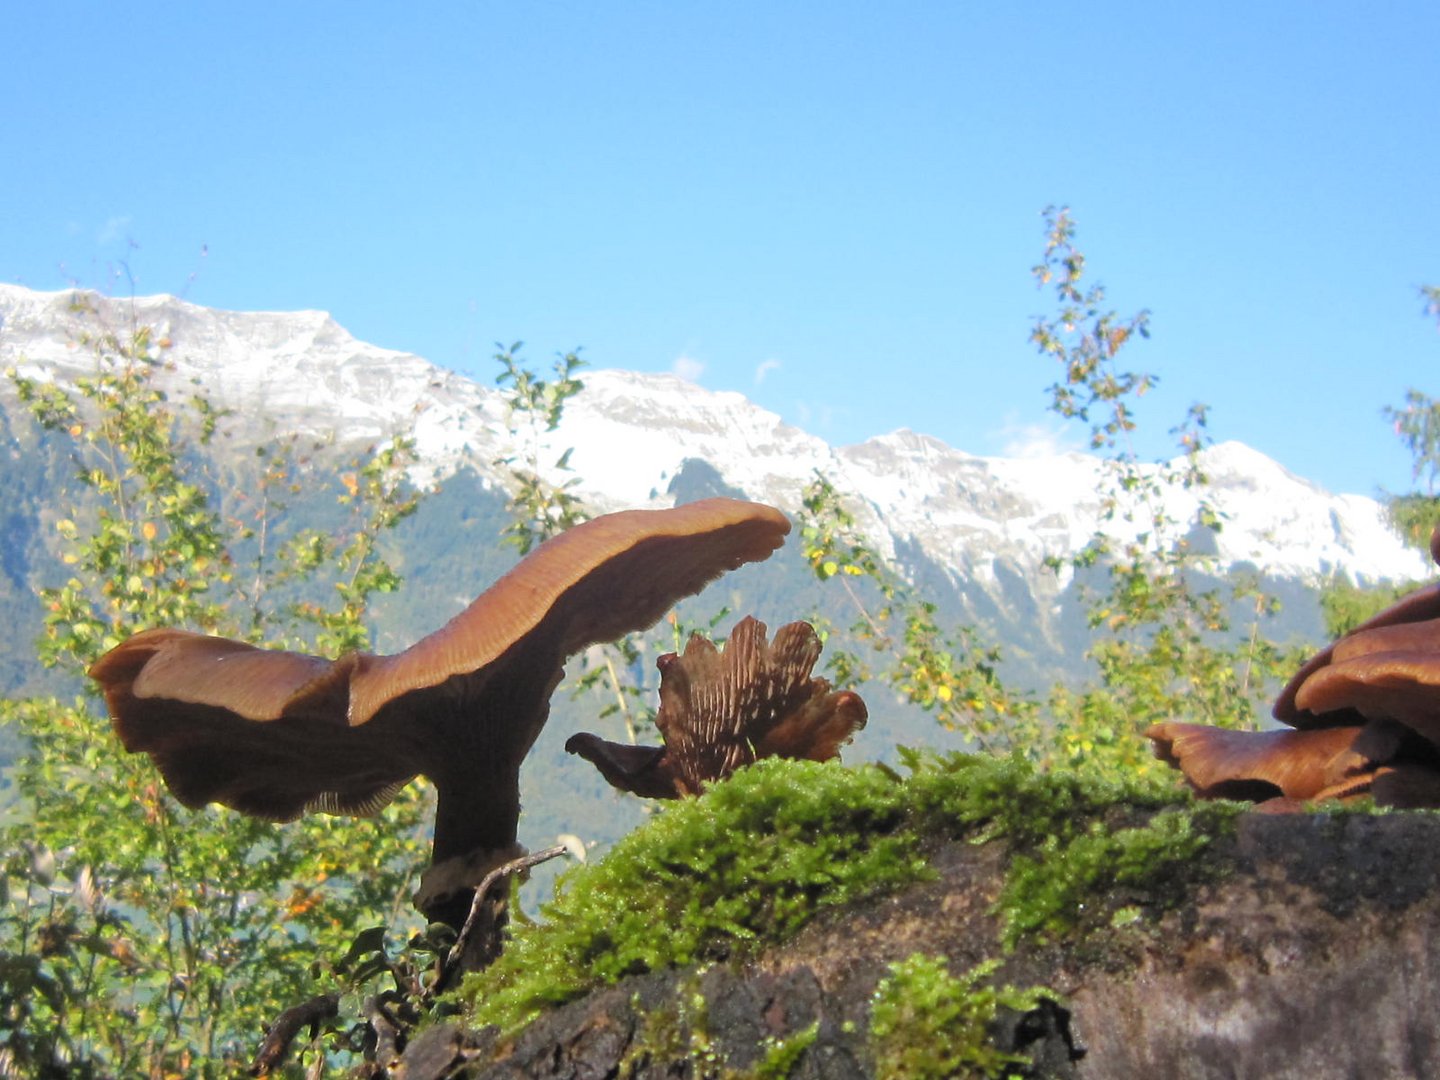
90,498,790,930
1144,720,1394,805
1147,523,1440,809
565,615,867,798
1281,623,1440,747
1274,584,1440,730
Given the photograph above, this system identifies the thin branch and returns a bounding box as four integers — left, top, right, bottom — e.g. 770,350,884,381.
363,995,404,1070
442,845,571,982
250,993,339,1076
601,650,638,744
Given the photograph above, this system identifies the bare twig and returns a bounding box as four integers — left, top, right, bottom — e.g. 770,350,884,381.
602,650,638,743
442,845,572,982
363,994,404,1068
250,992,339,1076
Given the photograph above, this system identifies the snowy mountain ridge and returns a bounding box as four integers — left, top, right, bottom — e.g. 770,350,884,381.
1,283,1427,604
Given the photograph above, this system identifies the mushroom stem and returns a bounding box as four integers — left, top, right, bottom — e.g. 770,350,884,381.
418,777,524,930
431,770,522,866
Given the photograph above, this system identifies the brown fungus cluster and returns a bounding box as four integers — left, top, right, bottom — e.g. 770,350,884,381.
89,498,791,930
1148,525,1440,810
566,615,868,798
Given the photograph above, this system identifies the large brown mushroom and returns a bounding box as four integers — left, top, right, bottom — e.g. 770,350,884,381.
89,498,790,930
1148,525,1440,809
565,615,868,798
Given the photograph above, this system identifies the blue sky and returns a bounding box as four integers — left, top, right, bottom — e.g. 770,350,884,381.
4,3,1436,499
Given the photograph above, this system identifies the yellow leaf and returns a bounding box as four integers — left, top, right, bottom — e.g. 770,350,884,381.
141,521,158,541
936,684,953,703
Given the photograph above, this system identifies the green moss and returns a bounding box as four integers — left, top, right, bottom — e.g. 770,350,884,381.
752,1021,820,1078
460,752,1237,1035
893,748,1241,948
463,758,929,1032
868,953,1045,1079
617,983,818,1079
996,804,1234,949
619,980,724,1077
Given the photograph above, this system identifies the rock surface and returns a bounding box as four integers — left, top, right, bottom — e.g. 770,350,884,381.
403,811,1440,1079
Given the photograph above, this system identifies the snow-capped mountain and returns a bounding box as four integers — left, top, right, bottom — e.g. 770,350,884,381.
1,283,1428,610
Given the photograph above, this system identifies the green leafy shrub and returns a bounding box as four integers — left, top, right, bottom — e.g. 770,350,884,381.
798,207,1305,782
1,296,430,1075
1316,291,1439,638
797,474,1040,752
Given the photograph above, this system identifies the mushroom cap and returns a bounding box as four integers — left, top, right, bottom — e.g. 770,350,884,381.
1145,720,1387,803
1275,528,1440,729
90,498,791,822
1271,574,1440,755
655,617,867,791
348,500,790,726
562,734,682,800
712,619,867,764
89,631,378,817
567,616,867,798
1292,646,1440,746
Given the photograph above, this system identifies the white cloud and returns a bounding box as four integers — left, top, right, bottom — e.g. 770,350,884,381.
754,358,781,385
97,215,133,245
671,354,705,382
995,415,1082,459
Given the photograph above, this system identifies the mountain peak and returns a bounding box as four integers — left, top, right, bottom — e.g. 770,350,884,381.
1,284,1428,592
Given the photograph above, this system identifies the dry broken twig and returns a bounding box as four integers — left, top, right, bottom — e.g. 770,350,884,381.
250,992,339,1077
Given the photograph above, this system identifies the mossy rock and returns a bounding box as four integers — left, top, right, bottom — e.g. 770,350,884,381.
420,753,1306,1078
459,754,1231,1032
379,756,1440,1077
429,815,1440,1077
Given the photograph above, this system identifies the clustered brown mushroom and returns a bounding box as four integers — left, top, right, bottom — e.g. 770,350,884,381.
1147,526,1440,810
89,498,791,931
565,615,868,798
